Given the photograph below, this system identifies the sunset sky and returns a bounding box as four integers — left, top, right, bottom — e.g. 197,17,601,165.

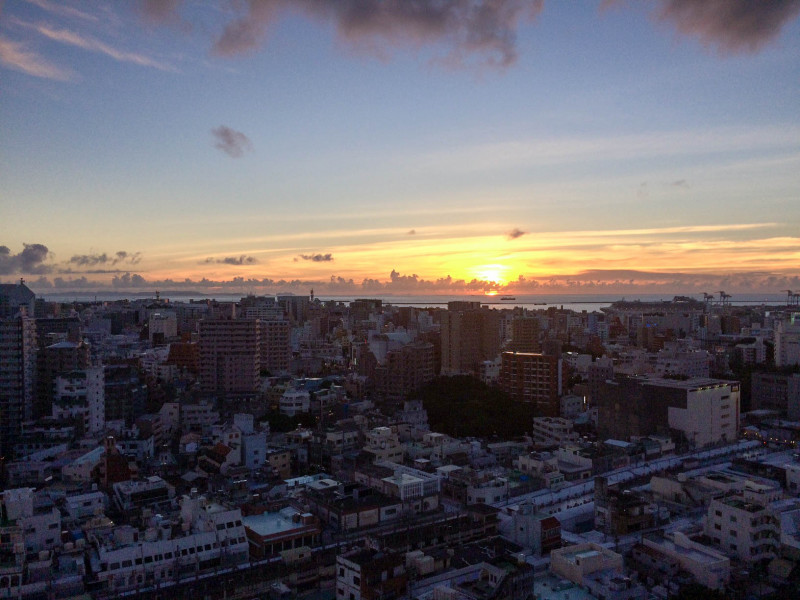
2,1,799,296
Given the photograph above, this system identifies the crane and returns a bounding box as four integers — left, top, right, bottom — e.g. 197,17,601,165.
717,291,731,307
784,290,800,307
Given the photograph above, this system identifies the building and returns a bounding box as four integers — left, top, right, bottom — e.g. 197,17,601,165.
595,375,739,447
508,316,540,352
199,317,261,395
550,542,623,584
259,318,291,375
93,496,249,593
704,494,778,562
242,506,320,559
510,501,561,555
441,304,501,375
634,532,730,590
0,313,37,455
373,341,435,403
104,364,147,425
0,281,35,318
499,352,564,417
52,367,105,434
336,548,407,600
751,371,800,419
531,417,578,446
775,313,800,367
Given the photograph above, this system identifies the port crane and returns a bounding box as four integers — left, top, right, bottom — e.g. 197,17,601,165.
784,290,800,307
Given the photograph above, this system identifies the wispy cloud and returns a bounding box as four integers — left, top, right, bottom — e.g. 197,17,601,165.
0,35,73,80
24,21,176,71
507,228,526,240
211,125,253,158
419,126,800,174
24,0,98,23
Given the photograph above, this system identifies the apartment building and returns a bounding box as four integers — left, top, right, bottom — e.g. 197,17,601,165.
499,352,564,417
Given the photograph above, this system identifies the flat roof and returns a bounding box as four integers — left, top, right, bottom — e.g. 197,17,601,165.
242,510,307,538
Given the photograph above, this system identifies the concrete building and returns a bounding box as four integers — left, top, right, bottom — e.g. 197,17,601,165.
242,506,320,559
550,543,623,584
94,496,249,593
751,371,800,419
704,494,779,562
53,367,105,434
595,376,739,447
336,548,407,600
775,313,800,367
531,417,579,446
441,304,501,375
259,318,291,375
199,317,261,395
148,311,177,345
499,352,564,417
635,532,729,590
510,501,561,555
0,314,37,455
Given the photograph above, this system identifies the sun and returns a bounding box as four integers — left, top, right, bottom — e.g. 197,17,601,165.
472,264,511,285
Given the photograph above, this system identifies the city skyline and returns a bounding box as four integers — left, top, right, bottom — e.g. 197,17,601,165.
2,0,799,296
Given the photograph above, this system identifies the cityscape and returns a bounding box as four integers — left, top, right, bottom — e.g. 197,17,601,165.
2,2,800,600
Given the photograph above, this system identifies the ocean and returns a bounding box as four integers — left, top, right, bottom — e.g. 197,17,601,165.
36,292,791,314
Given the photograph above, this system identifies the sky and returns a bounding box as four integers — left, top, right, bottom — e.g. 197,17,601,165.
1,0,800,297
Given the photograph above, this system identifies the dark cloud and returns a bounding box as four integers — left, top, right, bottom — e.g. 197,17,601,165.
299,253,334,262
506,228,526,240
656,0,800,53
211,0,544,68
0,243,52,274
137,0,184,24
211,125,253,157
203,255,258,265
407,229,416,235
111,272,149,288
671,179,690,189
69,250,141,267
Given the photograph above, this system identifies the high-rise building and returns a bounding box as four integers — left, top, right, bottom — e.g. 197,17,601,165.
499,352,564,417
259,318,291,375
440,305,500,375
374,341,435,403
0,314,37,455
35,339,90,420
198,317,260,395
509,316,541,353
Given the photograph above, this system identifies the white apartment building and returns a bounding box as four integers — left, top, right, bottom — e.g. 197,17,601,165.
363,427,404,464
280,388,310,417
705,495,777,562
514,452,565,489
53,367,105,434
640,532,729,590
775,314,800,367
0,488,61,554
94,496,248,593
180,400,219,432
531,417,579,446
